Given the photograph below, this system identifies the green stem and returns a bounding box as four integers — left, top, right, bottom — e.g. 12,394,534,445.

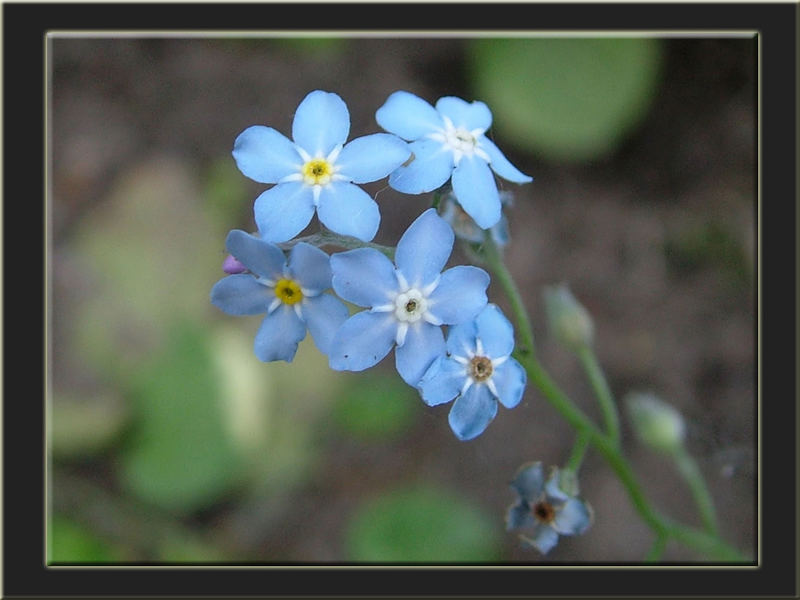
482,235,535,357
645,533,668,563
566,430,590,473
577,346,621,447
672,445,720,536
488,237,745,562
279,231,395,259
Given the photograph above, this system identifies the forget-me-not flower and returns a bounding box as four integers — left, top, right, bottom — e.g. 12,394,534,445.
211,230,349,362
233,90,411,243
375,90,532,230
328,208,490,386
418,304,526,440
505,462,593,554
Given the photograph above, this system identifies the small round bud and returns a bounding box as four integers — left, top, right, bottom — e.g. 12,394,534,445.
543,284,594,351
222,254,247,274
625,392,686,454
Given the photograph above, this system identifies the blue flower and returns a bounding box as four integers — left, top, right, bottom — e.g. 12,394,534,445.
210,230,349,362
418,304,526,440
439,189,512,247
233,90,411,243
505,462,593,554
375,90,532,230
328,208,490,386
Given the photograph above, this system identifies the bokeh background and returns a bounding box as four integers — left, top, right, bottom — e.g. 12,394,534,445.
48,35,756,563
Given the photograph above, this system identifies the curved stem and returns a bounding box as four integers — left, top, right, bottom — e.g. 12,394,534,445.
482,235,535,357
577,346,621,447
672,445,719,536
488,235,745,562
566,430,590,473
278,231,395,259
645,532,668,563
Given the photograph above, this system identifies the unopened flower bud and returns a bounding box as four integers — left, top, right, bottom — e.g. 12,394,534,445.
222,254,247,274
625,392,686,454
543,284,594,351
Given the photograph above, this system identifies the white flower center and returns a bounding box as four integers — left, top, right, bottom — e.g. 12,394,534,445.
394,288,428,323
428,116,490,166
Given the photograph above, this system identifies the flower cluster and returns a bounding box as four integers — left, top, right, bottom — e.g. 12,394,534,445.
212,89,533,442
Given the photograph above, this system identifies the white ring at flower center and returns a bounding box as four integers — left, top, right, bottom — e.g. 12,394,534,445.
394,288,428,323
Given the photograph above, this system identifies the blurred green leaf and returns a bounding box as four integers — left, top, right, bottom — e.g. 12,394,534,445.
270,37,348,56
203,156,250,225
469,37,663,162
346,484,502,562
120,320,244,513
48,516,118,563
210,325,344,494
331,372,418,442
50,392,129,460
70,157,228,378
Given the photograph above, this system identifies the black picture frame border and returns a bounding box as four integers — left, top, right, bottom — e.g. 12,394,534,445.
4,2,796,598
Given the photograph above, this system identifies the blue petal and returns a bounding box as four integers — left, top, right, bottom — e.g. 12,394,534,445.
292,90,350,157
317,182,380,242
232,126,301,183
491,358,526,409
253,182,316,243
330,248,397,307
254,306,307,362
435,96,492,131
224,229,286,280
394,208,454,288
506,501,536,530
336,133,411,184
288,242,332,294
523,524,560,555
447,384,498,441
445,319,478,358
301,293,350,356
210,274,271,315
388,138,454,194
328,311,397,372
474,304,515,358
553,498,593,536
451,154,502,230
375,90,443,140
545,472,570,503
510,461,545,502
479,136,533,184
426,266,490,325
418,355,465,407
395,321,446,386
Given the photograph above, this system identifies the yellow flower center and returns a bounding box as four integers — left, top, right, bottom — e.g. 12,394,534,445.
275,278,303,305
469,356,493,382
302,159,333,186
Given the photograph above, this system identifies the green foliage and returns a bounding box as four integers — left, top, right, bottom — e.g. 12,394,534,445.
119,321,244,514
50,392,129,460
469,37,663,162
331,372,418,441
70,158,227,378
345,484,502,562
48,516,118,563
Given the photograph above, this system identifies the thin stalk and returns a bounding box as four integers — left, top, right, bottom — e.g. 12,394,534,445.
672,445,720,536
489,236,745,562
482,234,535,356
566,430,590,473
279,231,395,259
577,345,621,447
645,533,668,563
